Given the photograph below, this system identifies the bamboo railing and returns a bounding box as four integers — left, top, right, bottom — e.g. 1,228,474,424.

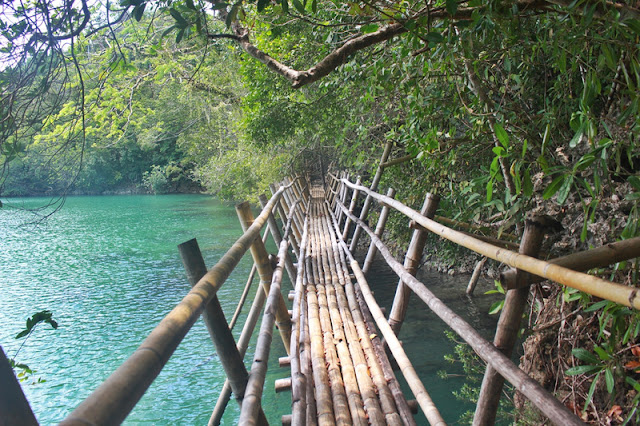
328,173,640,426
51,179,306,426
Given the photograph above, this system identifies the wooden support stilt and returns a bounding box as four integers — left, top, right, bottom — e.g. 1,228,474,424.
236,202,292,354
270,184,301,256
466,257,488,295
362,188,396,275
178,238,268,426
388,193,439,335
473,217,548,426
0,345,38,426
349,141,393,252
342,177,361,241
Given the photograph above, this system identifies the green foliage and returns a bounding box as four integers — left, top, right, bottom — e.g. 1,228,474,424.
485,280,505,315
9,310,58,384
439,330,515,424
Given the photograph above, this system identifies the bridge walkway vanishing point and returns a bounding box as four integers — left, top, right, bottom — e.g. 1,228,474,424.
4,171,640,426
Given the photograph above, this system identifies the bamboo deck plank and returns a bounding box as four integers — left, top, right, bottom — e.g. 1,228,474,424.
293,186,413,425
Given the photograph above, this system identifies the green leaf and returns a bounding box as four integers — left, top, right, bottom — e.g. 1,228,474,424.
605,368,615,393
494,123,509,148
625,19,640,35
572,348,598,364
566,364,600,376
169,8,189,29
593,345,611,361
584,300,610,312
569,124,584,148
134,4,146,21
292,0,305,13
311,0,317,13
425,32,444,43
446,0,458,15
175,28,185,43
522,169,533,197
225,2,240,27
556,174,573,205
360,24,379,34
488,300,504,315
257,0,269,11
629,176,640,192
280,0,288,12
543,175,566,200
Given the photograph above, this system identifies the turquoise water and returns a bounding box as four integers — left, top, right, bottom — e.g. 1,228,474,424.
1,195,501,425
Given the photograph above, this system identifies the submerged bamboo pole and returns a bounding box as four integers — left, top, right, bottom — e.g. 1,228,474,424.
349,141,393,251
239,202,308,425
466,257,487,295
389,192,439,335
61,187,287,426
362,188,396,275
178,239,268,426
473,218,547,426
340,179,640,311
0,345,38,426
237,202,292,354
335,201,583,425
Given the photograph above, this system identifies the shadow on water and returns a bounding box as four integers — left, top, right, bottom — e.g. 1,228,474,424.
362,250,504,425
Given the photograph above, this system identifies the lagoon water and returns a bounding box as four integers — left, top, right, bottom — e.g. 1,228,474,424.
0,194,501,425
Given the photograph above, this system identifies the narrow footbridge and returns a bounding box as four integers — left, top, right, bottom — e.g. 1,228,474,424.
5,172,640,426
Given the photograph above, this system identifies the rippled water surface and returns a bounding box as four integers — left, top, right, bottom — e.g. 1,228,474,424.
1,195,501,425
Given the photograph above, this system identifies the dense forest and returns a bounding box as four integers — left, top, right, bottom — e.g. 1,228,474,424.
2,0,640,423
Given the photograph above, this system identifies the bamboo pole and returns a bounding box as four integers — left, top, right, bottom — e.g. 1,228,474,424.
342,177,362,240
289,206,310,426
340,179,640,310
0,345,38,426
209,273,267,426
348,260,417,426
466,257,488,295
325,206,403,425
473,217,547,426
362,188,396,275
259,194,298,285
334,201,584,426
239,202,308,425
270,183,301,255
178,239,268,426
389,192,440,335
237,202,292,354
380,154,416,168
229,228,269,330
325,207,445,426
349,141,393,251
501,236,640,289
61,187,287,426
311,201,366,426
301,265,318,426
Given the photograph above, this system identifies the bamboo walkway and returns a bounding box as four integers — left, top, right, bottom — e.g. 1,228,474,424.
293,186,413,425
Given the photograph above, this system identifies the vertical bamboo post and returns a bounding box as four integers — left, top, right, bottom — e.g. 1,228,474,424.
336,176,347,226
259,194,298,284
342,176,361,241
236,202,292,353
466,257,488,295
349,141,393,252
473,217,547,426
284,178,305,237
0,345,38,426
271,184,301,255
388,193,439,335
362,188,396,275
178,238,268,425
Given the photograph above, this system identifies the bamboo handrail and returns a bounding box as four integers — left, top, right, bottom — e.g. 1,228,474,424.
327,202,446,426
60,185,290,426
239,200,308,424
334,199,584,425
341,179,640,310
